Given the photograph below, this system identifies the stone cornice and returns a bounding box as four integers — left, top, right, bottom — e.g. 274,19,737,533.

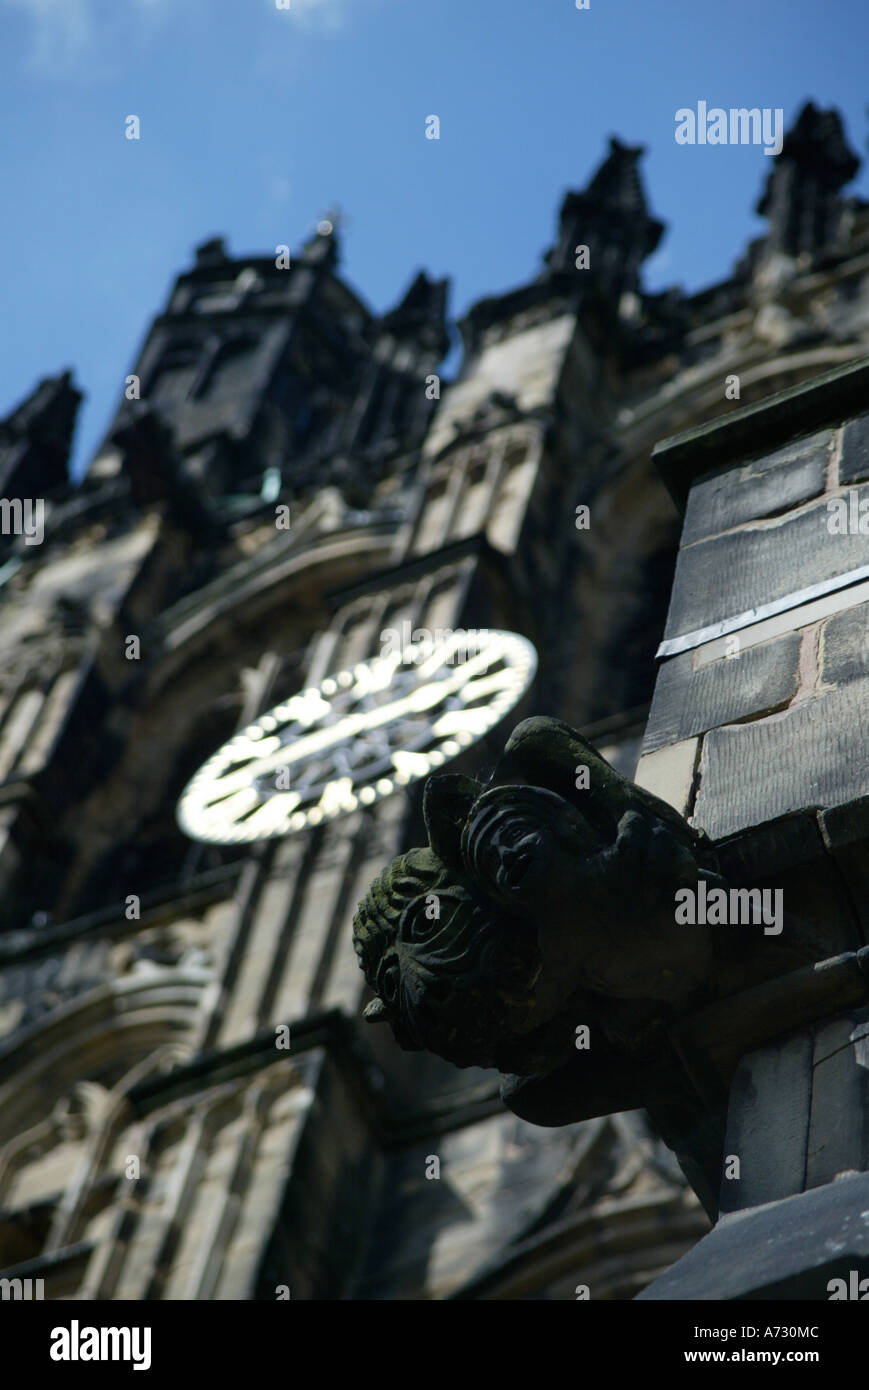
654,354,869,508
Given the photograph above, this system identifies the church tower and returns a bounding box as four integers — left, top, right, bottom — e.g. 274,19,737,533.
1,105,868,1299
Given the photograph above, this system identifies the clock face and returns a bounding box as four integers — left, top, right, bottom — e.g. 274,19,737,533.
177,629,537,843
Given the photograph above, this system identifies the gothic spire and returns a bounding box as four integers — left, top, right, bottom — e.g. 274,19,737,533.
380,271,450,358
299,217,341,270
0,369,82,497
756,102,860,258
544,136,665,293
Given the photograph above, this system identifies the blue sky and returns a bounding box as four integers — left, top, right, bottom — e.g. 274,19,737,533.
2,0,868,479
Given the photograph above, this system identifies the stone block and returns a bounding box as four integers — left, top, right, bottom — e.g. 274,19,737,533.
636,1170,869,1300
644,633,801,753
634,738,698,815
820,600,869,686
819,796,869,944
682,430,829,546
806,1005,869,1189
719,1033,813,1215
840,411,869,484
692,679,869,840
714,809,861,954
664,485,869,641
695,577,869,666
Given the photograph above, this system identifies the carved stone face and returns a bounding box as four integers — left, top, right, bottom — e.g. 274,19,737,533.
459,784,604,905
352,716,720,1074
353,842,542,1070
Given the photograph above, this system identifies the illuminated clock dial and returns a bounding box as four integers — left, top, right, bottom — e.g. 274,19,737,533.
177,629,537,843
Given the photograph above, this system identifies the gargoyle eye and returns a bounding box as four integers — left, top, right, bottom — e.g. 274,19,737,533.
400,898,439,941
377,957,400,1006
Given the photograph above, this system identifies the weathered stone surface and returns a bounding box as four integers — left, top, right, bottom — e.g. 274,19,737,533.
682,431,829,546
840,411,869,484
693,679,869,840
820,599,869,685
654,355,869,510
806,1006,869,1189
820,796,869,944
718,1004,869,1216
637,1170,869,1299
695,577,869,666
643,634,801,752
715,809,861,954
664,486,869,640
719,1034,813,1215
634,737,698,815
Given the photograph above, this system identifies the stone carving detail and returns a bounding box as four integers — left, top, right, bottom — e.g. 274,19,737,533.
353,716,843,1209
355,716,822,1074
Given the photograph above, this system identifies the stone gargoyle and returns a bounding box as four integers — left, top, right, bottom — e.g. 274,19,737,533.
352,716,846,1211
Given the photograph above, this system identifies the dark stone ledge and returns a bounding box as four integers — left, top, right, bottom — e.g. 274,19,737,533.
653,354,869,510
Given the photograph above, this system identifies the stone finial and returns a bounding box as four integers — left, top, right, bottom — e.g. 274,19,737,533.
0,370,82,497
544,137,665,290
380,271,450,359
756,102,860,259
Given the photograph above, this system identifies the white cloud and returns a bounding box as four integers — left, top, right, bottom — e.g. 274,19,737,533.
276,0,347,34
9,0,94,71
11,0,392,76
270,0,392,36
10,0,172,74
